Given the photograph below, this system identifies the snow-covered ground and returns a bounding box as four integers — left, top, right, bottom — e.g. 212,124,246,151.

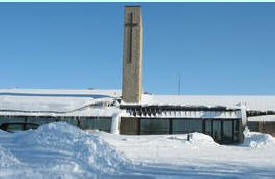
0,123,275,178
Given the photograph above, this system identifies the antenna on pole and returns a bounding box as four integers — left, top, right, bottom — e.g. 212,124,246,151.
178,72,181,95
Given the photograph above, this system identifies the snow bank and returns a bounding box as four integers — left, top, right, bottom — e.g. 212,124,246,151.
0,145,20,168
0,122,129,178
1,123,275,178
166,133,219,147
0,131,20,168
188,133,219,146
242,128,275,148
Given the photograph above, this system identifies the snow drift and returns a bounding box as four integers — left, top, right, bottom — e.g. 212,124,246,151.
187,133,219,146
0,122,129,178
167,133,219,147
242,128,275,148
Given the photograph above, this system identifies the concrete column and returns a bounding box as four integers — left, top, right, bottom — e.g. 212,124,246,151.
122,6,143,103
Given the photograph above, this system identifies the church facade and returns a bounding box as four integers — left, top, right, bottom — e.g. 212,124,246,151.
1,6,275,144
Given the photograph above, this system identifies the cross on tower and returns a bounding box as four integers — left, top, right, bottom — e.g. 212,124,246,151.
125,12,138,63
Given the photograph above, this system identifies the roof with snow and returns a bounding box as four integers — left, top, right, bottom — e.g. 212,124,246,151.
0,89,121,117
0,89,275,120
141,94,275,111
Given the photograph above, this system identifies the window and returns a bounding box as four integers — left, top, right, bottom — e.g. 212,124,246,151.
6,123,24,132
59,117,80,127
223,120,233,143
27,116,56,125
140,118,169,135
247,121,259,132
0,116,26,123
233,120,240,142
205,120,212,136
81,117,112,132
172,119,202,134
213,120,221,142
25,123,39,130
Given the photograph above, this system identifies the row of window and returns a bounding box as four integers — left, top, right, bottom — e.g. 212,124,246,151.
121,118,241,144
0,116,112,132
0,116,242,144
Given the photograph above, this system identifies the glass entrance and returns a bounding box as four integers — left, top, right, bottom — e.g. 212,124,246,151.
203,119,238,144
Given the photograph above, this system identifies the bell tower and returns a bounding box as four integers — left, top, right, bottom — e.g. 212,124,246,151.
122,6,143,103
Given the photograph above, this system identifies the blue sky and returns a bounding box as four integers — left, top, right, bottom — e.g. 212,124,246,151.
0,3,275,95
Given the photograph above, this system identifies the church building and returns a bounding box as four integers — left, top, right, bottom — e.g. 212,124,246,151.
1,6,275,144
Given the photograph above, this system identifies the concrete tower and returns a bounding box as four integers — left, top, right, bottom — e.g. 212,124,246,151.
122,6,143,103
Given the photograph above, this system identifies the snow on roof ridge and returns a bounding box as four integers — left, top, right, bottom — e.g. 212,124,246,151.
0,88,121,93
